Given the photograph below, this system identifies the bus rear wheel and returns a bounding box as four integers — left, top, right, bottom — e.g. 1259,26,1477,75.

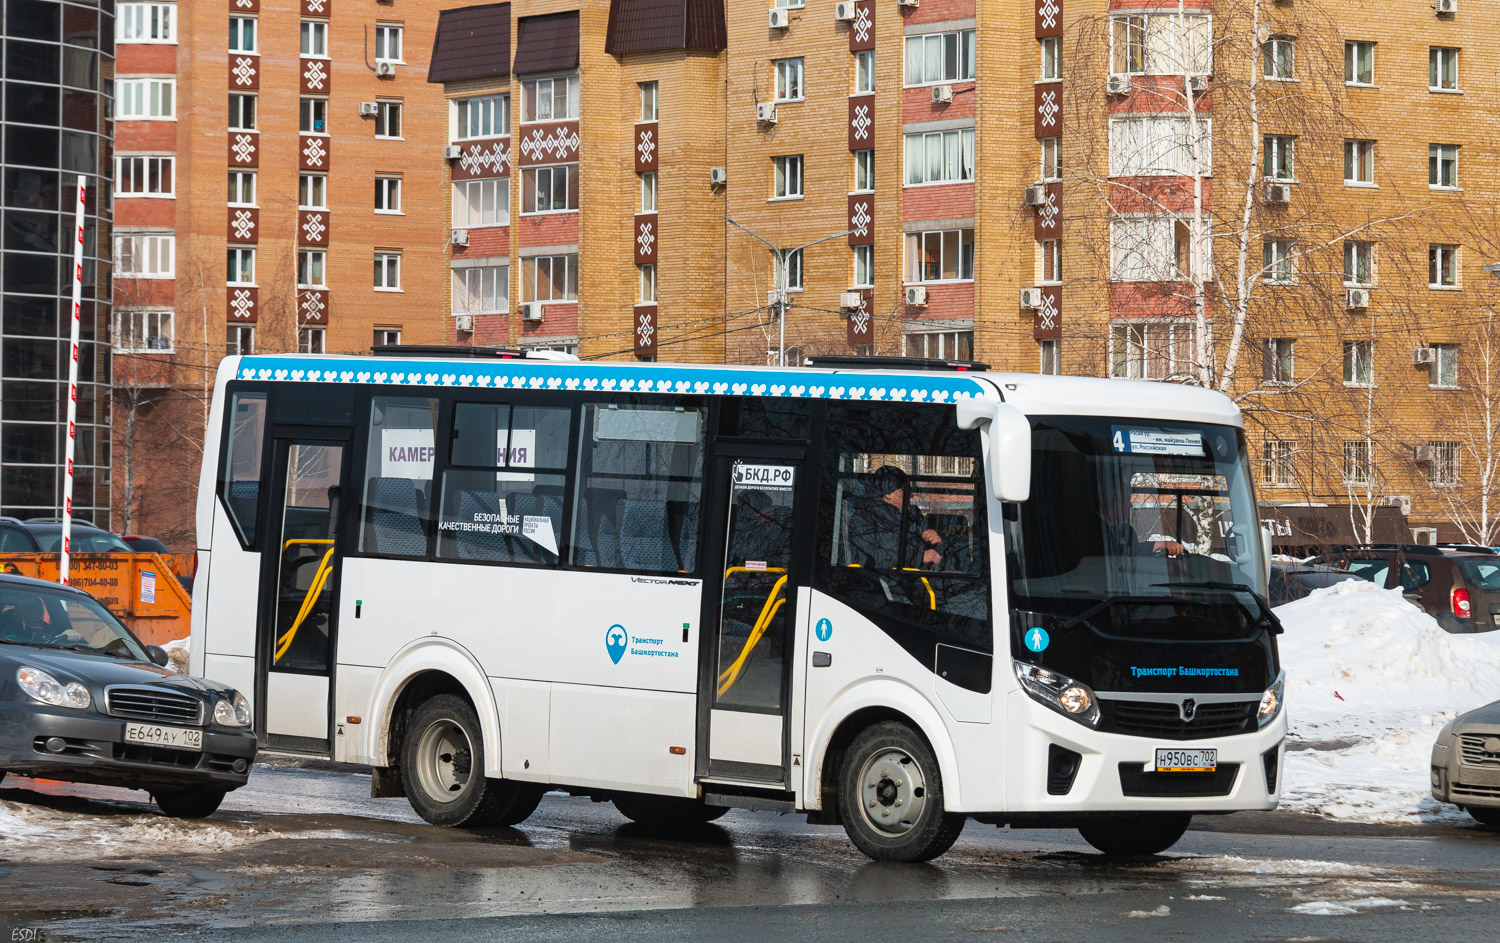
1078,813,1192,856
614,793,728,829
837,721,966,862
401,694,544,828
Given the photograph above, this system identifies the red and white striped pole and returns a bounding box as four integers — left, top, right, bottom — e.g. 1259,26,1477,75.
60,176,87,586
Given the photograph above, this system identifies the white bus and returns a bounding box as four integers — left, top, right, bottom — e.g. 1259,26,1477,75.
190,350,1285,861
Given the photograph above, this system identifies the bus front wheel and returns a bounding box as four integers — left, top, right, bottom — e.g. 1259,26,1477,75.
1078,813,1192,856
837,721,966,862
400,694,544,828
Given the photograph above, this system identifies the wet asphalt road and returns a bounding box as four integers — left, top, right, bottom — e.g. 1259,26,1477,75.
3,760,1500,942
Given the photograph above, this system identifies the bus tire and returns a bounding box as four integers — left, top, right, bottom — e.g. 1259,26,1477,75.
1467,806,1500,828
837,721,966,862
1078,813,1192,856
401,694,541,828
613,793,728,829
153,786,227,819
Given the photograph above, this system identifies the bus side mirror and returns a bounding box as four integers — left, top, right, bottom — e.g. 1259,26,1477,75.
956,399,1031,503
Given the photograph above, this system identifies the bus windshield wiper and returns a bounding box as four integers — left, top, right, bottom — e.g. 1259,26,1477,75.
1151,581,1283,635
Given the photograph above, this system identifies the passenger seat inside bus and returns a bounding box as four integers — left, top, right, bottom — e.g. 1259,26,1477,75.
574,488,624,568
667,500,698,572
363,477,427,556
620,498,677,572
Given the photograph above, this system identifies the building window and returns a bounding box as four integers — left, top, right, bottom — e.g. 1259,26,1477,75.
905,330,974,361
374,253,402,291
297,250,326,287
853,149,875,191
375,100,402,138
228,92,256,130
773,0,805,7
1343,340,1373,386
639,172,657,213
1264,337,1295,383
456,95,509,139
451,263,509,315
1262,440,1295,487
521,75,579,122
904,29,976,85
1263,36,1295,80
114,232,175,277
1345,41,1374,85
227,246,255,285
1431,343,1459,388
299,96,327,133
1429,144,1459,189
115,155,174,197
1108,116,1212,177
638,263,656,304
374,175,401,213
1040,136,1060,181
299,173,327,209
1039,339,1060,375
521,164,579,214
226,325,255,356
772,155,803,199
853,244,873,288
1429,47,1458,91
775,249,804,292
300,20,327,57
228,170,256,206
1112,216,1203,282
118,78,175,119
1342,440,1373,486
118,2,176,43
1040,37,1060,80
1344,241,1374,286
227,15,255,53
452,178,509,227
1428,441,1461,487
374,328,402,347
1344,139,1375,184
905,229,975,283
1110,321,1195,380
1263,135,1295,180
639,81,658,121
1430,244,1459,288
375,23,403,62
1039,239,1061,284
521,254,578,302
774,58,804,102
1263,238,1294,284
1111,15,1145,74
298,327,326,354
113,309,173,352
854,50,875,94
903,128,975,185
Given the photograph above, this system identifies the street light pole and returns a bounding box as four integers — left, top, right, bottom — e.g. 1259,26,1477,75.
725,217,855,367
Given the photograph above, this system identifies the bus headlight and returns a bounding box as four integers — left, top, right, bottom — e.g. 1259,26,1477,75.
1257,672,1286,727
1014,661,1101,727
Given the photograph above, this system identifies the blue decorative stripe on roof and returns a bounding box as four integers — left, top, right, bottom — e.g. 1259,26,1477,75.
235,356,990,404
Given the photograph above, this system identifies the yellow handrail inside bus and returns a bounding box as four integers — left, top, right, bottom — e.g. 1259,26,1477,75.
724,565,787,579
275,547,335,662
282,538,335,551
716,574,788,697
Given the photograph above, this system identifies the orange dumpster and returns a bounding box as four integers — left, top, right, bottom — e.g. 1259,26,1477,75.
0,552,192,646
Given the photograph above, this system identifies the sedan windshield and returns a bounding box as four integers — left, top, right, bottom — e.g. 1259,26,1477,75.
0,585,148,660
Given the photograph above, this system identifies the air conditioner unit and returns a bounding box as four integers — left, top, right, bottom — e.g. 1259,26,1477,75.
1263,182,1291,204
756,102,777,124
1412,526,1439,545
1024,183,1048,206
1020,287,1045,309
1346,288,1371,309
375,61,396,77
1106,74,1131,95
453,314,474,332
1435,0,1457,12
931,84,954,104
1413,346,1438,365
769,8,790,29
834,1,856,21
359,102,379,117
521,302,543,322
1414,445,1436,463
709,166,728,186
444,144,463,159
898,0,919,7
905,286,928,306
839,291,864,309
1384,494,1413,516
450,229,469,247
1188,75,1209,92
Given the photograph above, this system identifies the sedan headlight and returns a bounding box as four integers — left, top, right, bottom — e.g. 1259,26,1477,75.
17,666,91,709
1258,671,1286,727
213,691,252,727
1015,660,1101,727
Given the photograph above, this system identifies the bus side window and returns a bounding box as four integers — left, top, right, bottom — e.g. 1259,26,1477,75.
220,391,268,548
359,396,439,557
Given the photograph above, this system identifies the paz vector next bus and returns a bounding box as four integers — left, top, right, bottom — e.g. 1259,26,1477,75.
190,350,1284,861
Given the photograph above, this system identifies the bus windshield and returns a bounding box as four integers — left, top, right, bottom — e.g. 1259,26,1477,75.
1006,417,1266,614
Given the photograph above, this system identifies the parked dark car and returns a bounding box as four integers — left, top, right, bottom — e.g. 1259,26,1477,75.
0,516,41,552
21,522,133,554
1305,544,1500,633
119,534,172,554
0,573,255,817
1268,562,1368,607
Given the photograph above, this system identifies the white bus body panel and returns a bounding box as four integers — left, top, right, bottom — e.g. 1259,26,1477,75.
266,673,329,740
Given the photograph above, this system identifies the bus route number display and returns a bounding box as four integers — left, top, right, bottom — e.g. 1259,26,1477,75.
733,463,795,491
1111,428,1204,457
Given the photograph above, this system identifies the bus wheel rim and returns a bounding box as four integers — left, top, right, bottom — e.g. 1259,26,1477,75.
857,748,927,835
415,718,473,803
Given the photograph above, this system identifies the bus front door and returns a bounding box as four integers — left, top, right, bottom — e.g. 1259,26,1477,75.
256,437,346,754
702,452,808,787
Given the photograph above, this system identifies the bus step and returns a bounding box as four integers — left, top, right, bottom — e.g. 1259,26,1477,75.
704,792,796,815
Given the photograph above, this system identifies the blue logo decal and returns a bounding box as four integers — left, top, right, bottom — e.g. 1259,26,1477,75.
1025,626,1050,653
605,624,628,664
815,618,833,642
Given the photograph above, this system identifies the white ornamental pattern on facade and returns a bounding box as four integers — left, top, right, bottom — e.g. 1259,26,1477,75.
1039,0,1059,30
1038,292,1058,330
459,143,510,176
304,0,325,12
232,133,256,163
1038,191,1059,232
1038,90,1059,128
636,221,656,257
850,102,872,142
519,126,580,163
850,199,871,238
230,289,255,319
303,59,327,91
232,209,256,240
302,213,327,243
852,6,872,43
302,136,327,167
636,311,655,349
232,56,256,87
636,129,655,165
849,297,871,336
300,291,327,321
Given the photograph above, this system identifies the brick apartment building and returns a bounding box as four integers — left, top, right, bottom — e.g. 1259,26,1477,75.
113,0,1500,547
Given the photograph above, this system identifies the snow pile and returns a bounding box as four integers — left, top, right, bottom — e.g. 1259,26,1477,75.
160,636,190,674
0,798,262,861
1275,579,1500,823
